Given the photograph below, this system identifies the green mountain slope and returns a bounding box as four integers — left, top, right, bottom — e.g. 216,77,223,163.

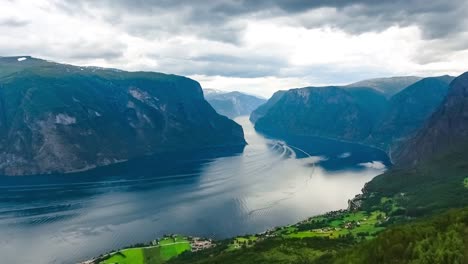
0,56,245,175
356,72,468,215
254,86,386,141
252,76,453,155
166,208,468,264
396,72,468,166
332,208,468,264
249,90,286,123
368,76,453,150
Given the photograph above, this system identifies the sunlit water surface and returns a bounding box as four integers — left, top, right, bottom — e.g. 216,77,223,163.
0,116,390,264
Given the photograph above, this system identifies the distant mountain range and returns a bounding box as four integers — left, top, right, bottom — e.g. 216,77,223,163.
204,89,266,119
359,71,468,215
252,75,454,155
0,56,245,176
346,76,423,97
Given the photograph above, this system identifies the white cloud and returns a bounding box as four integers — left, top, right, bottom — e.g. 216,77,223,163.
192,75,309,98
0,0,467,97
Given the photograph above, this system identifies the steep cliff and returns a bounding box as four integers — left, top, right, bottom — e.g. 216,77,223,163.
249,90,286,123
0,56,245,175
252,76,454,155
396,72,468,166
254,87,384,141
368,76,453,150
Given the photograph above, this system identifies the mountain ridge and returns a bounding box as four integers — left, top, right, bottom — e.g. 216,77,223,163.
252,75,454,157
0,56,246,176
396,72,468,166
346,76,423,97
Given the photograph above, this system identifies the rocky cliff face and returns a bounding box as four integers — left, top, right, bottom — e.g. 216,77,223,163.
204,90,266,119
0,56,245,175
368,76,453,150
358,73,468,215
396,72,468,166
254,87,381,141
252,76,453,155
249,90,286,123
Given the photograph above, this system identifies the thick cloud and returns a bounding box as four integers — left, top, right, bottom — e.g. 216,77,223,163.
58,0,468,41
0,0,467,97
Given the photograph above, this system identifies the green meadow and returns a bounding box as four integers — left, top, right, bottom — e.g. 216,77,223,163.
99,236,190,264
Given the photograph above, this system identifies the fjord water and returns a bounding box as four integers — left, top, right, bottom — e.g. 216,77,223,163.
0,117,390,264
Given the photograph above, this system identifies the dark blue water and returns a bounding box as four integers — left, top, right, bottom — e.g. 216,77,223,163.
0,117,390,264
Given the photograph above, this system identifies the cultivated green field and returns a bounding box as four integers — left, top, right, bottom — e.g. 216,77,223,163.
99,236,191,264
279,210,385,240
100,248,144,264
168,208,468,264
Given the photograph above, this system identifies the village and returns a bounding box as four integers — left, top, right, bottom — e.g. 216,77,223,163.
150,234,215,252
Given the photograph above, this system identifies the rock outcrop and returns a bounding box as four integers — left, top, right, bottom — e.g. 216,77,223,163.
396,72,468,166
0,56,246,175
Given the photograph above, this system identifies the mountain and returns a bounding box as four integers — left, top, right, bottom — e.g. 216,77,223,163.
346,76,423,97
396,72,468,166
0,56,245,176
254,86,387,141
345,87,389,124
368,76,454,150
204,89,266,119
252,76,454,155
358,72,468,215
346,73,468,261
249,90,286,123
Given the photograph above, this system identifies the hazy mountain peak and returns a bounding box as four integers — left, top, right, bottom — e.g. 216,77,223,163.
205,90,266,119
347,76,423,97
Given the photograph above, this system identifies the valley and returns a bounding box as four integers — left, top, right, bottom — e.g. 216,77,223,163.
0,117,389,264
2,1,468,263
87,72,468,264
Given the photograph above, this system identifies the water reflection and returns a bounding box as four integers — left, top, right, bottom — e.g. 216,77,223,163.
0,116,389,264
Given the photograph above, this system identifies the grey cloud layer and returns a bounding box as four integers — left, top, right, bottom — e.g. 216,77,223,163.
0,17,29,27
1,0,467,86
54,0,468,73
60,0,468,40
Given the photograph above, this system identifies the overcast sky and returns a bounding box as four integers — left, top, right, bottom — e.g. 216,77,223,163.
1,0,468,97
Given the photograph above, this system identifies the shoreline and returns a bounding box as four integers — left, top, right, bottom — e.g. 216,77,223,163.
80,129,389,264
